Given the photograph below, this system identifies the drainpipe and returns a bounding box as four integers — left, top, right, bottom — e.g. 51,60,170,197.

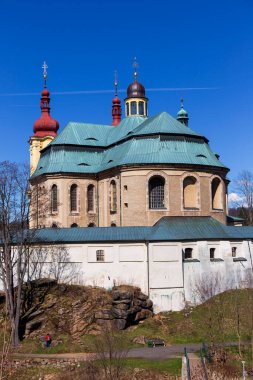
96,175,100,227
119,172,122,227
247,240,253,276
145,241,150,297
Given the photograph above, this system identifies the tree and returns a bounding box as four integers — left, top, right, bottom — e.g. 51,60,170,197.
234,170,253,225
0,161,48,347
29,245,82,284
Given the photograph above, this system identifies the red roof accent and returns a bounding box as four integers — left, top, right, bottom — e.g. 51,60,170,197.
33,86,59,137
112,94,122,126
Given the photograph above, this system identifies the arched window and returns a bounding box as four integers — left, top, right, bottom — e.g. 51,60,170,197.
111,223,116,227
232,247,237,257
131,101,137,115
70,184,78,212
183,176,198,209
139,101,144,115
149,176,165,209
211,178,223,210
88,223,95,227
52,223,58,228
51,185,58,213
110,180,117,212
87,184,94,212
71,223,78,228
126,103,129,116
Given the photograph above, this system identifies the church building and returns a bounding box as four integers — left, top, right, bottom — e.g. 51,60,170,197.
28,64,253,312
29,64,229,229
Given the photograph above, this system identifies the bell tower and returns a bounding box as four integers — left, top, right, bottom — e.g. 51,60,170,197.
124,58,148,117
29,62,59,175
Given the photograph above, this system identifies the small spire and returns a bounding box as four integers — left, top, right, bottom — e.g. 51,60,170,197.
133,57,138,81
177,98,189,127
114,70,118,96
112,70,122,126
42,61,48,87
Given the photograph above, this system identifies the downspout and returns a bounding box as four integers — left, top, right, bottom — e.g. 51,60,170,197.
119,172,122,227
36,184,39,229
145,241,150,298
96,175,100,227
247,240,253,276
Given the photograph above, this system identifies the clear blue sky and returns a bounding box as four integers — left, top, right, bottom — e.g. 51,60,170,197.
0,0,252,192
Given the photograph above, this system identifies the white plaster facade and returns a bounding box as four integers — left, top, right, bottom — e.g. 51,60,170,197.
41,239,253,312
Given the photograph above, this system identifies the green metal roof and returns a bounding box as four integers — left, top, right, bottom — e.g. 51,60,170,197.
32,112,228,179
28,217,253,243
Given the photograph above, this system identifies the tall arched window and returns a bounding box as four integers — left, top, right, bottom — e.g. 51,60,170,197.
87,184,94,212
183,176,198,209
51,185,58,213
149,176,165,209
110,180,117,212
131,101,137,115
139,101,144,115
70,184,78,212
211,178,223,210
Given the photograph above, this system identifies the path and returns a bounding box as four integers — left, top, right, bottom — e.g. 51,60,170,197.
12,343,202,361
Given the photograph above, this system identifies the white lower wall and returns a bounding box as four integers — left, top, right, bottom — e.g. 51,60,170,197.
26,239,253,312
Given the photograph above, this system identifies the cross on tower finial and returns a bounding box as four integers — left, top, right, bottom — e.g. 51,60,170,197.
114,70,118,95
42,61,48,87
180,97,184,108
133,57,138,81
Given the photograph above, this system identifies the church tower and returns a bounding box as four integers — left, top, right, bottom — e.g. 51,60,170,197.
29,62,59,175
125,59,148,117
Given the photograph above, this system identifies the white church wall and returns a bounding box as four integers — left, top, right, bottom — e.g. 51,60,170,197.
3,239,250,313
148,243,184,311
65,243,148,292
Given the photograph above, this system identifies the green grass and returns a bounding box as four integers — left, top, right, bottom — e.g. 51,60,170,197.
124,358,181,375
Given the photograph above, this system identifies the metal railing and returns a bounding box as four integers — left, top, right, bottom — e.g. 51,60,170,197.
184,347,191,380
200,346,209,380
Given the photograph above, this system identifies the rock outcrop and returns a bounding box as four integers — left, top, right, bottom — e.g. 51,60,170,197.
0,279,153,339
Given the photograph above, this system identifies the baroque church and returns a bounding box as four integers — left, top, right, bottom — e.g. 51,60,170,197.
29,65,229,229
28,64,253,312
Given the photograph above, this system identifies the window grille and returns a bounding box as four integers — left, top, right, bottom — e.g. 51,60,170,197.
149,177,165,209
87,185,94,212
184,248,193,259
51,185,58,212
96,250,105,262
210,248,215,259
232,247,237,257
70,184,77,212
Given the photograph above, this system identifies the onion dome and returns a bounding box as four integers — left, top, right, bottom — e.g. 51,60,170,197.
177,98,189,127
127,79,146,99
33,63,59,138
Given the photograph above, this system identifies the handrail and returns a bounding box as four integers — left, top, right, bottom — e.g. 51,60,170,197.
184,347,191,380
200,348,209,380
